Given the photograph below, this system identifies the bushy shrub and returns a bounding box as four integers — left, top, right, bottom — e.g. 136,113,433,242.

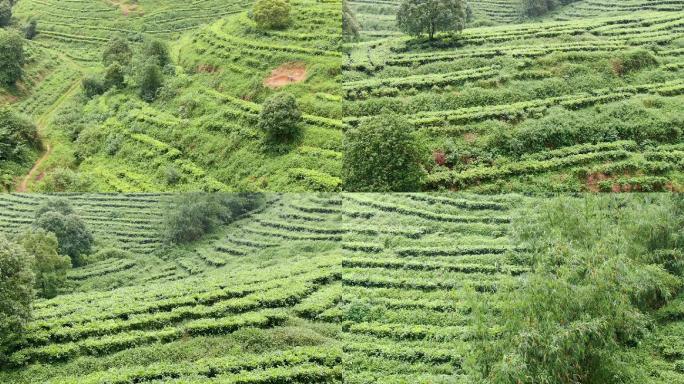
102,37,132,67
258,92,302,148
163,193,264,244
82,76,105,98
34,167,93,192
142,38,171,68
252,0,291,30
0,234,34,365
33,199,93,267
24,19,37,40
611,48,658,76
0,107,38,163
343,111,426,192
104,62,125,89
0,30,24,85
17,229,71,299
139,61,163,102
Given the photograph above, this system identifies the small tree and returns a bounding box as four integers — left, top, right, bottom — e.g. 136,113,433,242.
142,38,171,68
24,19,37,40
17,229,71,299
252,0,291,30
0,0,11,27
343,111,426,191
0,234,34,363
34,199,93,267
139,61,163,102
258,92,302,147
0,30,24,85
102,37,132,67
81,76,105,98
396,0,467,40
104,62,125,89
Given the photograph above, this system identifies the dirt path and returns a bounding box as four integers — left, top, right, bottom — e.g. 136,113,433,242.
16,79,82,192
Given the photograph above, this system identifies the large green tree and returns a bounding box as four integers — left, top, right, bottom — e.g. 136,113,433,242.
17,229,71,299
396,0,467,40
252,0,291,30
0,30,24,85
33,199,93,267
343,111,426,192
0,234,34,363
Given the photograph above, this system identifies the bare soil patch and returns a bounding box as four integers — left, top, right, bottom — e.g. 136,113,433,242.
264,62,307,89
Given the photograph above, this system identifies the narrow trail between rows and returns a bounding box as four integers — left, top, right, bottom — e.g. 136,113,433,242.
16,78,82,193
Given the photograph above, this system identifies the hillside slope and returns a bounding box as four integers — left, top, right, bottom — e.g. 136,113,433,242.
0,194,343,383
344,1,684,192
3,0,342,193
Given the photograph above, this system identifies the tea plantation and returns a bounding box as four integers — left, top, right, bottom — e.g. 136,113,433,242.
344,0,684,192
0,193,343,383
0,193,681,383
1,0,342,192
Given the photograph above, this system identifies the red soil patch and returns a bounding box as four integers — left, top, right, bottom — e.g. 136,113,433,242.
586,172,612,192
264,62,307,89
433,150,447,166
107,0,141,16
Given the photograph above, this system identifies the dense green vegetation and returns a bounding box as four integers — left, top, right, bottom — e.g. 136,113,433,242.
0,193,342,383
344,0,684,191
0,193,682,383
0,0,342,192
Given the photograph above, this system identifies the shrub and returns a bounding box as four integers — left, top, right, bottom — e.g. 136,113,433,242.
142,38,171,68
163,193,264,244
24,19,37,40
258,92,302,147
252,0,291,30
0,30,24,85
0,107,38,163
343,111,426,192
611,49,658,77
34,167,93,192
343,1,360,40
139,61,163,102
0,234,34,365
82,76,105,98
17,229,71,299
33,199,93,267
102,37,132,67
104,62,125,89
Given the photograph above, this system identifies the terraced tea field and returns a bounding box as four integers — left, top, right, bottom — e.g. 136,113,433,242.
0,193,682,382
341,193,526,383
344,1,684,192
0,193,343,383
2,0,342,192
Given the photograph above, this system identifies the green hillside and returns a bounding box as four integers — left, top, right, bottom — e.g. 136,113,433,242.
1,0,342,192
1,193,681,383
0,193,342,383
344,0,684,192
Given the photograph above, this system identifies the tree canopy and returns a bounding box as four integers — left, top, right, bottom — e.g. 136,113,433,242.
0,30,24,85
0,234,34,364
343,111,426,191
396,0,467,40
